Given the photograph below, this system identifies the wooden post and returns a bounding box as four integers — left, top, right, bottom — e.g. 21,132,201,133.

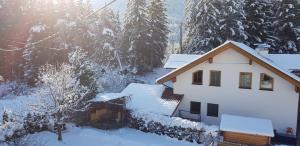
172,77,176,83
209,58,213,64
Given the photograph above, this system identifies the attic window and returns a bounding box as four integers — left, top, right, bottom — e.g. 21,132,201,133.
193,70,203,85
260,73,274,91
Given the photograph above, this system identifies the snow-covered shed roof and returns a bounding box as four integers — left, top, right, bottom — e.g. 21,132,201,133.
121,83,179,116
264,54,300,70
220,114,274,137
90,93,128,102
164,54,201,69
157,41,300,87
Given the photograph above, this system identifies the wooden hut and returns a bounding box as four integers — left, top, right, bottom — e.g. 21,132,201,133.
74,93,130,129
219,114,274,146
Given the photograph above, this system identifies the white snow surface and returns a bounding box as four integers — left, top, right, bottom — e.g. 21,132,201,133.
0,95,38,121
121,83,178,116
164,54,201,69
264,54,300,70
21,125,202,146
220,114,274,137
91,93,128,102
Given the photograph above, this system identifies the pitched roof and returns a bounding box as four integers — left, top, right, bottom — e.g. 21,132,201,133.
264,54,300,70
220,114,274,137
164,54,201,69
156,41,300,88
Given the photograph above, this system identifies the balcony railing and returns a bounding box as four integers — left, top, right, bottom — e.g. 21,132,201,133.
178,110,201,122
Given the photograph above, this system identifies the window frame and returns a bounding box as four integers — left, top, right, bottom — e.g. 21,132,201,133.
239,72,252,89
192,70,203,85
207,103,219,117
259,73,274,91
190,101,201,114
209,70,221,87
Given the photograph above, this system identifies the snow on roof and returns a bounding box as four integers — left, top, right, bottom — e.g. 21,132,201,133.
263,54,300,70
164,54,201,69
121,83,179,116
220,114,274,137
91,93,128,102
230,41,300,83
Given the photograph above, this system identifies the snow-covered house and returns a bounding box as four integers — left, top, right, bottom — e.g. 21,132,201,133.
157,41,300,137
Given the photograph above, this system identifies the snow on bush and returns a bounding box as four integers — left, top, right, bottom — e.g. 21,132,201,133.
129,111,219,145
30,24,46,33
132,111,218,134
0,121,24,141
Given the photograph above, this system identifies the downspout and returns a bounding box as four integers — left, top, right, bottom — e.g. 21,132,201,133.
297,92,300,145
297,92,300,146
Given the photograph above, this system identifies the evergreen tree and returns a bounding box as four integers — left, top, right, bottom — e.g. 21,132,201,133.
184,0,247,54
273,0,299,53
148,0,169,67
122,0,152,73
92,8,122,67
69,48,98,99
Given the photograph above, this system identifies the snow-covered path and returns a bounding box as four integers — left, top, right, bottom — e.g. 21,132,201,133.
22,126,202,146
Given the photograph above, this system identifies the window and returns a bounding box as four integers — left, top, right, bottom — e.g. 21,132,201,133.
193,70,203,85
207,103,219,117
190,101,201,114
209,71,221,86
239,72,252,89
260,73,274,91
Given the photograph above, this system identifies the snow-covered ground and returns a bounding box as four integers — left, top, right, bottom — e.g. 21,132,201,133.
0,95,38,122
19,125,202,146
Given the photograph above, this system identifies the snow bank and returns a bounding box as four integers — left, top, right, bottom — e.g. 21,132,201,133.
220,114,274,137
121,83,178,116
21,125,201,146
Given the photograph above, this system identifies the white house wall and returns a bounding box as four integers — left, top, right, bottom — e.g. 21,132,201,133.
173,48,299,135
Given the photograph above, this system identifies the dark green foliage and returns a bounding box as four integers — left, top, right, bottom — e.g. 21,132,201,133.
148,0,169,68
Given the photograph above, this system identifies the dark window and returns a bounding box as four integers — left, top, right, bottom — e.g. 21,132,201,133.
190,101,201,114
193,70,203,85
210,71,221,86
207,103,219,117
260,73,274,91
239,72,252,89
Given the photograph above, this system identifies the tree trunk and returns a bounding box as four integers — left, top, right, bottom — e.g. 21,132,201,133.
57,124,62,141
57,112,63,141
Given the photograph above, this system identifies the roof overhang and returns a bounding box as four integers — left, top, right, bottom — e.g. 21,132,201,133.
156,41,300,88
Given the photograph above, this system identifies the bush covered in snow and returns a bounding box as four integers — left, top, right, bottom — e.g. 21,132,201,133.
0,111,51,143
128,112,219,145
